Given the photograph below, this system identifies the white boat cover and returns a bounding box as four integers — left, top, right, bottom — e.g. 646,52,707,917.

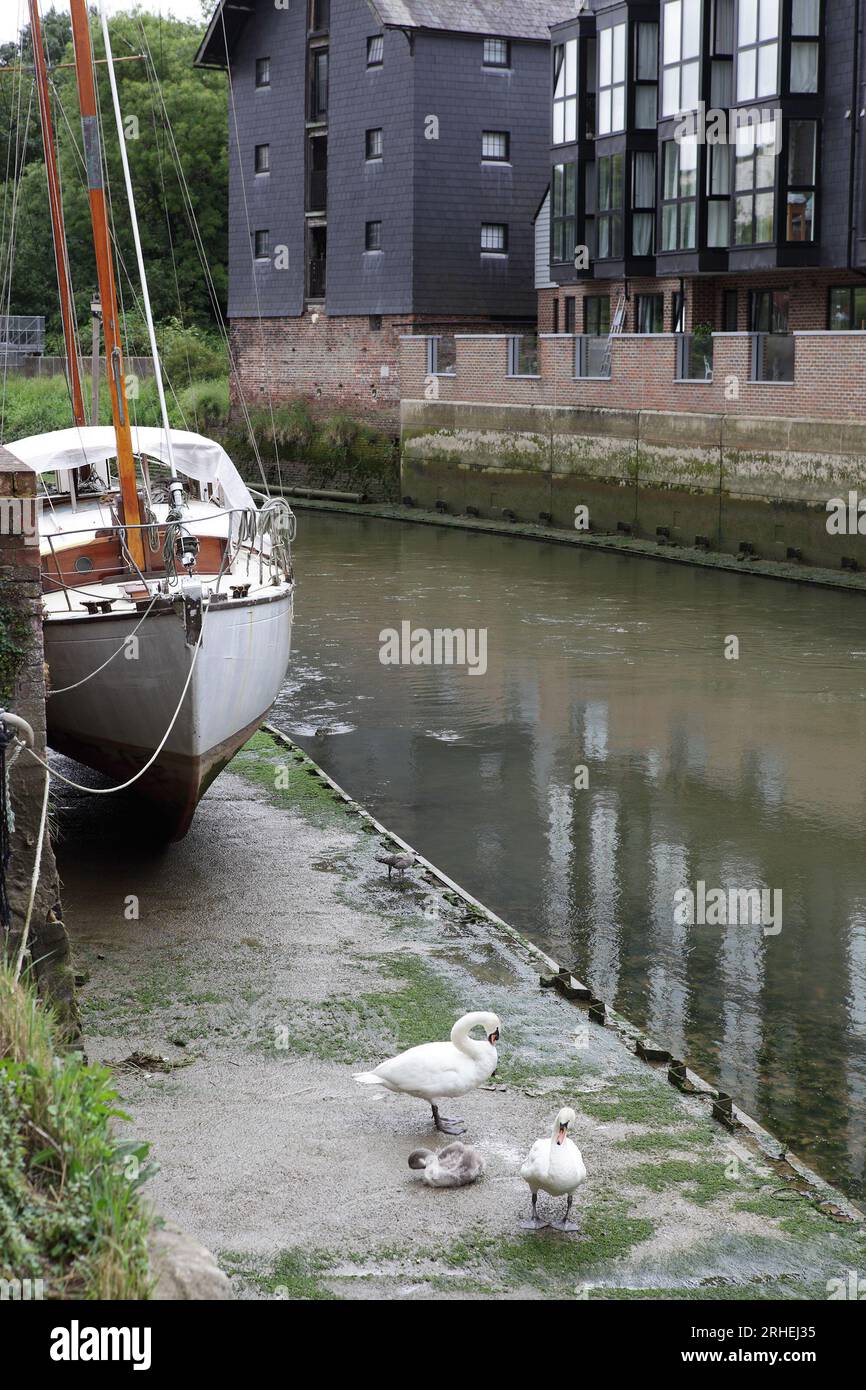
3,426,255,514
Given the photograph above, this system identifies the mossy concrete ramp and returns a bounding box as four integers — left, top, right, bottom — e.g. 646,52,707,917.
58,732,865,1300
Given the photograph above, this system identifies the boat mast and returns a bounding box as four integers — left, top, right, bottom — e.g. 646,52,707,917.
68,0,145,570
97,0,180,504
28,0,86,430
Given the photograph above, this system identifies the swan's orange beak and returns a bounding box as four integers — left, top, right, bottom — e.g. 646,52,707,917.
488,1029,499,1044
556,1125,567,1146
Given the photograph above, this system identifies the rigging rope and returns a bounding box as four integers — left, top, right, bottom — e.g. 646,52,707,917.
17,604,207,795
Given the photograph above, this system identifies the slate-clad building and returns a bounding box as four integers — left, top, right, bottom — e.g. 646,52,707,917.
196,0,575,424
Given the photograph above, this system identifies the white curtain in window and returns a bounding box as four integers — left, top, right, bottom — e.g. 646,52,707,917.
636,85,658,128
633,152,656,207
636,23,658,79
792,0,820,34
633,213,654,256
790,42,818,93
714,0,735,53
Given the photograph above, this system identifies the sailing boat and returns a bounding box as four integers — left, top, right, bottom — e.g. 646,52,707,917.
2,0,294,840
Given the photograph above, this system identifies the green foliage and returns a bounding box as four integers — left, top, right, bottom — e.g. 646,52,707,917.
0,965,155,1298
2,10,226,332
176,376,230,431
226,404,400,497
0,602,30,704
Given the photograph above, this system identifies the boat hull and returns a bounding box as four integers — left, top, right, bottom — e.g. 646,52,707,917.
44,587,293,840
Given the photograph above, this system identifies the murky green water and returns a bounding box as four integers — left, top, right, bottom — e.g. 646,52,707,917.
273,510,866,1202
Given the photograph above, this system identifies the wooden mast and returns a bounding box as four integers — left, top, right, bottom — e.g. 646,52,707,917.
28,0,86,429
68,0,145,569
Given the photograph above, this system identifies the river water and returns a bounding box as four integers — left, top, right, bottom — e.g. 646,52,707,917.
272,510,866,1202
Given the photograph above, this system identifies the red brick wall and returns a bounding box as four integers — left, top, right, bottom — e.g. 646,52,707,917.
231,311,536,431
538,269,866,337
400,328,866,420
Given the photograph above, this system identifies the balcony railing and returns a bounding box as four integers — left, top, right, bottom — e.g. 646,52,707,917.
575,335,611,379
677,333,714,381
752,333,795,383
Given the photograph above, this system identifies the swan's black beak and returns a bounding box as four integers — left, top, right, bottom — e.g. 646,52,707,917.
556,1125,567,1146
489,1028,500,1044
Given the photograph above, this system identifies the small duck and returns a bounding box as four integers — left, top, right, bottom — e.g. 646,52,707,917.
408,1141,485,1187
519,1107,586,1231
354,1011,500,1134
376,850,415,879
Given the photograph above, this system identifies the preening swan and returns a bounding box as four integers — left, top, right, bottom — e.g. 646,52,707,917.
353,1011,501,1134
408,1142,485,1187
519,1107,586,1231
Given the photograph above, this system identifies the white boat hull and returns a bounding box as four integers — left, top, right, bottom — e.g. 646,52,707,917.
44,585,293,839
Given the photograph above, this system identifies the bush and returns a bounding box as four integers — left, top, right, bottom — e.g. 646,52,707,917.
0,965,155,1298
176,377,230,431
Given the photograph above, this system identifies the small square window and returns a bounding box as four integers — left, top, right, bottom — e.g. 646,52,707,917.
483,37,510,68
255,144,270,174
365,220,383,251
481,222,508,253
255,57,270,88
367,34,384,66
366,128,383,160
254,230,270,259
369,314,383,331
482,130,510,162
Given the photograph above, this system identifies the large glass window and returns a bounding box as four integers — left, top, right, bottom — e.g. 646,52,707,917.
790,0,820,94
734,119,777,244
598,24,626,135
635,23,659,128
786,119,816,241
661,137,697,250
597,153,624,257
737,0,779,101
553,40,578,144
751,289,789,332
632,152,656,255
662,0,701,117
829,286,866,331
636,294,664,332
707,142,731,246
552,163,578,263
585,296,611,335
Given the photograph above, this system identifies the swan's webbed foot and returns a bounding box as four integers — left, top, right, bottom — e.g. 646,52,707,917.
520,1194,548,1229
431,1104,465,1135
550,1197,579,1232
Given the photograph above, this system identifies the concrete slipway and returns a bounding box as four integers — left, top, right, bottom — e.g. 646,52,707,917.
57,729,865,1301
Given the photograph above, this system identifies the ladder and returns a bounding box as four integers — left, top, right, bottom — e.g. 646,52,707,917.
601,292,627,377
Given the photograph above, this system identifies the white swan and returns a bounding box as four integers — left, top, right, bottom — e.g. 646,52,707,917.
354,1011,500,1134
519,1107,586,1231
408,1141,485,1187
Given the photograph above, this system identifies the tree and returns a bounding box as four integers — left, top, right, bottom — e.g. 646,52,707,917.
0,8,227,336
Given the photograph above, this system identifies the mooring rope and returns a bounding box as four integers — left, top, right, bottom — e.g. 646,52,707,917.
13,769,49,982
17,609,207,796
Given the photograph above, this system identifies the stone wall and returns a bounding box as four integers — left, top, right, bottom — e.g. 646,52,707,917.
400,398,866,571
0,449,77,1035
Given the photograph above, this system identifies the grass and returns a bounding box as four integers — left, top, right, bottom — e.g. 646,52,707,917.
220,1247,339,1300
625,1158,741,1205
232,732,345,825
0,963,155,1299
578,1079,689,1129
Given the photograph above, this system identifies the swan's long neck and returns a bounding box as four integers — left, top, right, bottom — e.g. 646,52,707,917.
451,1013,492,1059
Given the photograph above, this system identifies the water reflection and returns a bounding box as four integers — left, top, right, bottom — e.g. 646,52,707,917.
273,512,866,1200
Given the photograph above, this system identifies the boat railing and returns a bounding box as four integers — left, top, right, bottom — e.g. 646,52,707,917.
42,503,295,610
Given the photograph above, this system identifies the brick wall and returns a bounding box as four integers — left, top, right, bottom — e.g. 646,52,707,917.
538,269,866,336
0,452,77,1032
232,310,536,430
400,323,866,421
